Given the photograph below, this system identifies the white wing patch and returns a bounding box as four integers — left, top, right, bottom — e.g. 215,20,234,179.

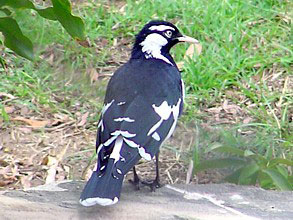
123,138,152,160
153,101,173,120
114,117,135,122
123,138,139,148
138,147,152,160
117,101,126,106
98,100,114,132
110,136,123,164
111,130,136,138
140,33,173,65
152,132,161,141
99,133,152,161
148,99,181,141
103,135,118,147
147,101,173,136
149,25,175,32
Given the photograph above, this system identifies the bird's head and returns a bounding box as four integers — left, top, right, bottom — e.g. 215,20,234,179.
131,20,199,65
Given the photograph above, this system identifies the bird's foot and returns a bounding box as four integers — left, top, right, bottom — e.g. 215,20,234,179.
141,178,164,192
128,175,142,190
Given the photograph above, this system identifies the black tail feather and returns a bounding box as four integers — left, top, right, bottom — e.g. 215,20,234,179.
80,159,124,206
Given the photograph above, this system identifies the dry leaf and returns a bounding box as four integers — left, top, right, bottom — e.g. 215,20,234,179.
177,43,202,70
119,4,127,15
184,43,202,59
12,116,49,128
88,68,99,83
45,141,70,184
0,159,9,167
46,165,58,184
0,179,14,187
222,100,241,115
77,38,91,47
176,61,184,70
4,106,15,114
47,53,54,66
47,155,58,166
113,38,118,47
78,112,89,127
112,23,121,30
17,127,32,134
253,63,262,68
243,117,253,124
44,155,58,184
20,106,30,115
206,107,222,114
229,33,233,42
20,175,32,189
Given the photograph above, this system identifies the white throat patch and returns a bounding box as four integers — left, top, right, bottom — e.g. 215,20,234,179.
139,33,173,65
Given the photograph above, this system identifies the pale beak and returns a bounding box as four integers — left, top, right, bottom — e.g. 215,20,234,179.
177,35,199,44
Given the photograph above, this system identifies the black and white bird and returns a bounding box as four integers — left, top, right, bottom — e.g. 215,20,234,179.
80,20,199,206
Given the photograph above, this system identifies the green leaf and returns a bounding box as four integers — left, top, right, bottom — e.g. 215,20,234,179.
265,146,273,160
0,0,34,9
0,0,57,20
263,168,293,191
51,0,85,40
244,149,255,157
0,17,34,60
205,143,245,156
239,162,259,184
0,8,12,16
0,55,6,69
224,167,244,184
35,7,57,20
259,171,275,189
195,157,245,172
269,158,293,167
276,165,289,178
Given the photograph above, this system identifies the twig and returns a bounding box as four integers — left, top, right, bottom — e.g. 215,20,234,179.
185,159,194,184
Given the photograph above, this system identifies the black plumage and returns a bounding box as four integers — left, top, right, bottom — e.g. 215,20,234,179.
80,20,199,206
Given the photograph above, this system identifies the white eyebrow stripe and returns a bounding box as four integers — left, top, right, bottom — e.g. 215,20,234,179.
149,25,175,31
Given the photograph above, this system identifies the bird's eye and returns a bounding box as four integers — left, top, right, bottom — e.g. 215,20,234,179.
164,30,173,38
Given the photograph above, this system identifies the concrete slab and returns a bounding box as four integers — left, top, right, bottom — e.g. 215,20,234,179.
0,181,292,220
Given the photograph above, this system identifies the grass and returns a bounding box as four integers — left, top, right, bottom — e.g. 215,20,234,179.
0,0,292,189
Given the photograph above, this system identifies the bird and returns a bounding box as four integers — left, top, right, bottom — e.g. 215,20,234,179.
80,20,199,207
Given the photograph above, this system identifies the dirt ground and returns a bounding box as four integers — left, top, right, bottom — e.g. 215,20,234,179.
0,95,250,191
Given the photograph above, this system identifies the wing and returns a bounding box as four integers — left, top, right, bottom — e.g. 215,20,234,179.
95,59,183,174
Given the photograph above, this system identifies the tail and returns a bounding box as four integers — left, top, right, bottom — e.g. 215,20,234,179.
80,136,142,206
79,159,124,206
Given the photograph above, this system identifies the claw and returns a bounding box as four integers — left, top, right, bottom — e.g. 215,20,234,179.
129,151,163,192
141,178,164,192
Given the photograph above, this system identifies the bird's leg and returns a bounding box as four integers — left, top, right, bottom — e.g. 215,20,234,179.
128,166,141,190
141,151,164,192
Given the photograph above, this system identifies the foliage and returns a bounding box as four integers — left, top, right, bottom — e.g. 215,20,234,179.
0,0,85,60
194,128,293,191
